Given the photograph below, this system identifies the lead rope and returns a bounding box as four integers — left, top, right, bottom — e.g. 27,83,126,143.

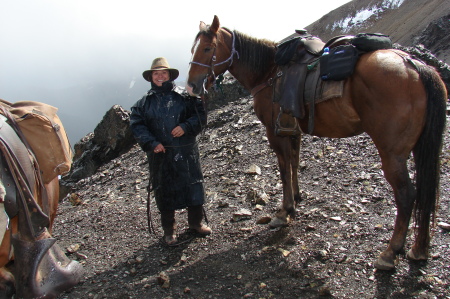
146,183,156,235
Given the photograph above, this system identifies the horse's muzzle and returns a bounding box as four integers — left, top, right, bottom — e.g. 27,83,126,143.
185,84,197,96
186,81,203,96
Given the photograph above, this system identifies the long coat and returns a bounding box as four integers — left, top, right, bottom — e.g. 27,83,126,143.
130,82,206,211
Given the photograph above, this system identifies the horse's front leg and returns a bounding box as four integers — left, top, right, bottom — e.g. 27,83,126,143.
290,135,302,205
267,134,298,228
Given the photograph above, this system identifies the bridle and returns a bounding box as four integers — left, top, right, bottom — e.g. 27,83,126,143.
189,29,240,93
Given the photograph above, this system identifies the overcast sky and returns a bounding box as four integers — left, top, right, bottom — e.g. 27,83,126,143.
0,0,351,142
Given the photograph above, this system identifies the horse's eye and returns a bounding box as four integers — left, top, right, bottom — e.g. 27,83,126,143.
204,47,212,53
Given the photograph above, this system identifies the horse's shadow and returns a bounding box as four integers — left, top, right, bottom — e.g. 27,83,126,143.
374,257,429,297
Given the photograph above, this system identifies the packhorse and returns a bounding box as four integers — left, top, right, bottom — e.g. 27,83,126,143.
0,100,82,298
186,15,447,270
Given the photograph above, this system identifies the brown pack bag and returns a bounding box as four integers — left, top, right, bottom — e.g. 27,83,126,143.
0,99,73,183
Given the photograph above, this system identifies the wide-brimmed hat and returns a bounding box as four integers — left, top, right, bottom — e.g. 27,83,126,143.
142,57,179,82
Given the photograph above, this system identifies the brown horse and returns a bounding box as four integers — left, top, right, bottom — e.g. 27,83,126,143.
0,103,82,298
186,15,447,270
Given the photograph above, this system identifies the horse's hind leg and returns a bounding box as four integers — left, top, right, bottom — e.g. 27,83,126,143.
374,154,415,270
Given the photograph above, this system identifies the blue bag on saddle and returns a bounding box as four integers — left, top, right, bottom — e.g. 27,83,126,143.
320,45,359,81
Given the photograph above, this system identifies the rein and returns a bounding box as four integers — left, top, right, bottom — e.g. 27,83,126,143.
189,29,240,92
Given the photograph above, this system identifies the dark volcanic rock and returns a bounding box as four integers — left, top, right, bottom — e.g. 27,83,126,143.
60,105,135,196
394,43,450,93
413,14,450,63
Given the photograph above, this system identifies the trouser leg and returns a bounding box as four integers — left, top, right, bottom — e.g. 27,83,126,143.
160,210,176,237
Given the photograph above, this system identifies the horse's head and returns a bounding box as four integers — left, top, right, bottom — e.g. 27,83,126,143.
186,15,236,96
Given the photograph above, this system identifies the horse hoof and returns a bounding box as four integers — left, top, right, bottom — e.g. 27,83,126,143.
268,217,289,228
374,257,396,271
406,248,428,261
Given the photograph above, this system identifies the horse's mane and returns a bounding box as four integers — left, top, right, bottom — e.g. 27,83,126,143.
232,29,277,75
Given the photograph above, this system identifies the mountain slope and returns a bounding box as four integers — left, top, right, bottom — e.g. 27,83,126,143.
306,0,450,63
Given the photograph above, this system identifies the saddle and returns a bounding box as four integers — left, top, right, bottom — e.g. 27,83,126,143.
273,31,392,135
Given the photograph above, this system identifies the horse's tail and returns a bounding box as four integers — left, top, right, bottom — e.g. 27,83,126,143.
413,63,447,246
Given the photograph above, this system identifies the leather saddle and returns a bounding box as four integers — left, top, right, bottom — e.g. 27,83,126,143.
273,31,354,135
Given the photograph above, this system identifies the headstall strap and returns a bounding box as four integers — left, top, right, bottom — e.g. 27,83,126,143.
189,29,240,90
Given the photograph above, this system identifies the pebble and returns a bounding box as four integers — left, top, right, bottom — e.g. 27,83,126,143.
157,272,170,288
232,209,252,221
246,164,261,175
67,243,80,253
437,222,450,231
256,216,272,224
135,256,144,263
318,250,328,257
75,252,88,260
278,248,291,257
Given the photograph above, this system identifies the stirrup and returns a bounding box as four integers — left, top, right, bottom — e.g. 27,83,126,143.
12,229,83,298
275,112,302,136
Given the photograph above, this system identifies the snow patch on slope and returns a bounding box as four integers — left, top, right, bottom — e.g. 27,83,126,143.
332,0,405,32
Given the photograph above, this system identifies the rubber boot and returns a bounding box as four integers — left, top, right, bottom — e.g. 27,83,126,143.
188,205,211,235
160,210,177,245
12,228,83,299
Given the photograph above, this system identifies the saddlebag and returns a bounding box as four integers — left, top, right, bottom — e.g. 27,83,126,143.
320,45,359,81
351,33,392,52
0,100,73,183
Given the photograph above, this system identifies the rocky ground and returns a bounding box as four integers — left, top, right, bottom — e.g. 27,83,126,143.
53,94,450,299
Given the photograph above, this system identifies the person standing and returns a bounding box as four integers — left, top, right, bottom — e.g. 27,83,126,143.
130,57,211,246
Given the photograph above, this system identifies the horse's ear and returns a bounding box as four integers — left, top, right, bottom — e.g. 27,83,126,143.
210,15,220,34
199,21,207,31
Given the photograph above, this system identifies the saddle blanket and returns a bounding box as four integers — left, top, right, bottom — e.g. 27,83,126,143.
306,63,345,105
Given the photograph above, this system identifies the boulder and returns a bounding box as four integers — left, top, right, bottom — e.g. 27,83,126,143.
60,105,136,197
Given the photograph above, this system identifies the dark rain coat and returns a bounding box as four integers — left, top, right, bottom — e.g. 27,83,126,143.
130,81,206,211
